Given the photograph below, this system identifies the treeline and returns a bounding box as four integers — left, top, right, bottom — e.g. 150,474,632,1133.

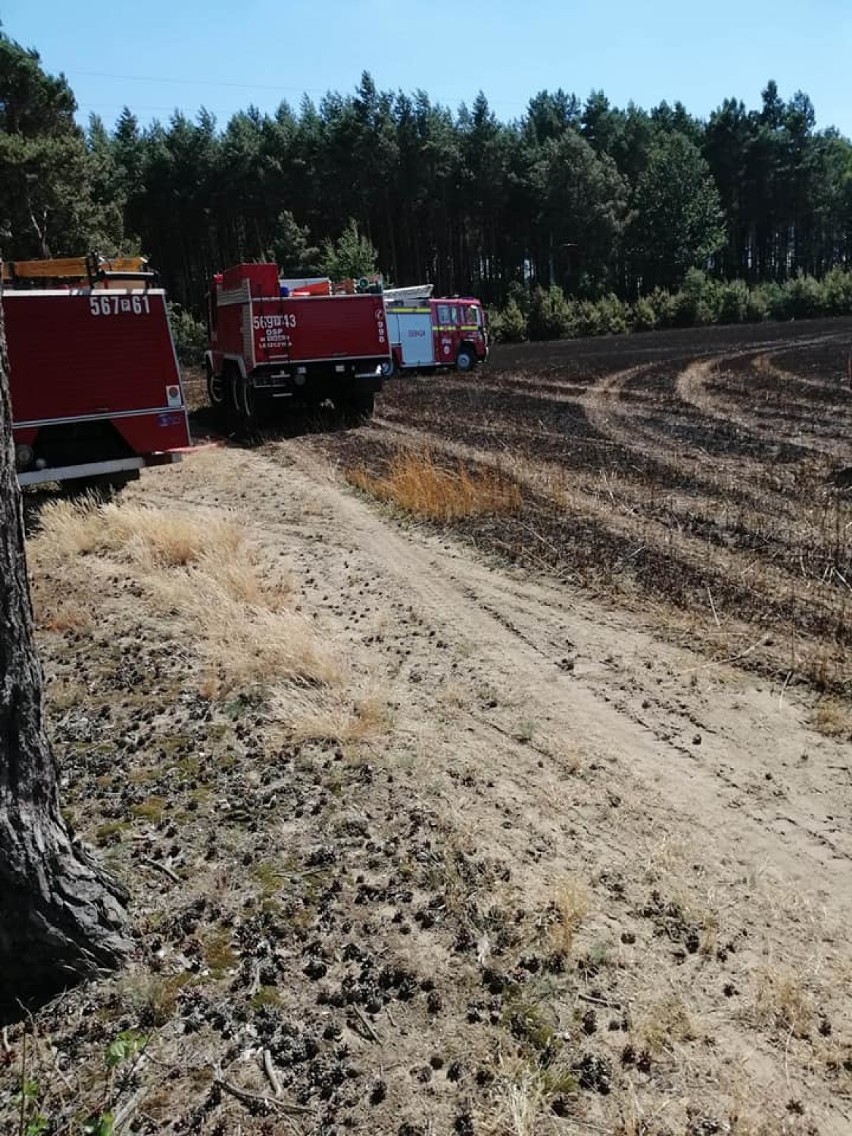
3,30,852,324
490,266,852,342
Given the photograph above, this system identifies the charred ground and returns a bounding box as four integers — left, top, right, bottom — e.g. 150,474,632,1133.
325,319,852,702
2,319,851,1136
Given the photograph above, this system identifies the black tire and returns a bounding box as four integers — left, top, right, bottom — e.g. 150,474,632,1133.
206,361,228,424
456,347,476,374
229,367,259,440
380,357,397,379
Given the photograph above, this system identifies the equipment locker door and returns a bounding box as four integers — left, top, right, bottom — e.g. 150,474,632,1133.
399,311,434,366
252,298,292,366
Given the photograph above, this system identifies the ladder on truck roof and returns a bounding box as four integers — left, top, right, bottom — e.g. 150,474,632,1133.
383,284,434,305
1,255,155,287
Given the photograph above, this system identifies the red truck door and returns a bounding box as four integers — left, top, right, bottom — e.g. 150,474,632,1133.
433,301,459,366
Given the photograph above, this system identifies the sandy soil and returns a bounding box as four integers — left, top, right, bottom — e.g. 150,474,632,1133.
3,324,851,1136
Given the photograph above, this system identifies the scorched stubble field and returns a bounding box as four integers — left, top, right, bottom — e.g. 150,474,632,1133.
2,319,851,1136
340,319,852,711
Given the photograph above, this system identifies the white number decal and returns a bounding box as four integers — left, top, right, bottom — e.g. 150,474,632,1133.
253,312,297,331
89,293,151,316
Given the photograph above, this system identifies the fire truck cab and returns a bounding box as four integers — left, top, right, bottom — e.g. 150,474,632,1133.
383,286,488,375
3,255,190,489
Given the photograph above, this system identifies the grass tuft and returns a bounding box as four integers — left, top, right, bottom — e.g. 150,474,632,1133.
347,448,523,520
548,878,591,958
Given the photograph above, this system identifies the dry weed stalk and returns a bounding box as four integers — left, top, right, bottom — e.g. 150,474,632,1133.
489,1058,550,1136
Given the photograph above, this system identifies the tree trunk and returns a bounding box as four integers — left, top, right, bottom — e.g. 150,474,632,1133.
0,288,130,1021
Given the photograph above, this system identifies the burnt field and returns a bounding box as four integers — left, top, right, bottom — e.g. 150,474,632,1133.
320,319,852,706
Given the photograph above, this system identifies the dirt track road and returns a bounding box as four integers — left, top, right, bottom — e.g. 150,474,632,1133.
142,352,852,1132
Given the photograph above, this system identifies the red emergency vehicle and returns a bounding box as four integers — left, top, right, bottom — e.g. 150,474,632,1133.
383,286,489,376
4,256,191,489
205,264,390,426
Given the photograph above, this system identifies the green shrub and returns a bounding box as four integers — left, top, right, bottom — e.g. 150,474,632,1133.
167,302,207,366
505,280,531,317
632,295,658,331
574,299,602,338
493,268,852,342
528,285,575,340
718,279,750,323
595,293,629,334
648,287,678,328
758,280,786,320
783,273,825,320
821,267,852,316
496,299,528,342
745,286,770,322
674,269,720,326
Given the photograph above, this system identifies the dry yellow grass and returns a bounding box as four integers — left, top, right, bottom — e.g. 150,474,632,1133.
29,499,353,719
810,696,852,740
347,448,522,520
754,967,817,1039
36,600,93,633
633,992,700,1055
492,1062,547,1136
37,497,246,573
548,878,591,957
280,690,391,747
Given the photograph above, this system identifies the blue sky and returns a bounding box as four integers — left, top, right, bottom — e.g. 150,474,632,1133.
4,0,852,136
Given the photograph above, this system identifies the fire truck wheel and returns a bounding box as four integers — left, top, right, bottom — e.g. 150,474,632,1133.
380,357,396,379
206,364,227,413
456,347,476,373
229,368,258,435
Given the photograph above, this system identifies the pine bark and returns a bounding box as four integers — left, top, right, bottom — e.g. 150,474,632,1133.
0,291,130,1020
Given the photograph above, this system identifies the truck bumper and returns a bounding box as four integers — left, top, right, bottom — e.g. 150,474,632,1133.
18,453,182,487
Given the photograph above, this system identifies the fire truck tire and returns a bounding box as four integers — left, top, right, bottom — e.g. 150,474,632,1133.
206,363,228,418
380,357,396,379
456,347,476,373
228,367,258,435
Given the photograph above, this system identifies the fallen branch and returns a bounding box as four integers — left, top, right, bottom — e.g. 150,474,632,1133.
139,857,181,885
214,1074,313,1116
778,670,794,709
247,961,262,997
705,584,720,628
578,992,622,1010
262,1048,282,1098
114,1082,151,1134
349,1005,381,1043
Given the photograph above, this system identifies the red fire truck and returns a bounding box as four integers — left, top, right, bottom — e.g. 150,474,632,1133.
382,286,488,376
4,256,191,489
204,264,390,427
